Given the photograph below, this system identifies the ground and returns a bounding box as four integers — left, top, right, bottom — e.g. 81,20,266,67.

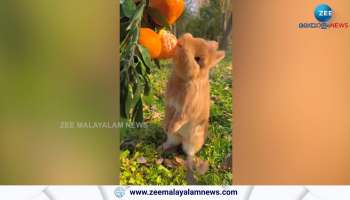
120,55,232,185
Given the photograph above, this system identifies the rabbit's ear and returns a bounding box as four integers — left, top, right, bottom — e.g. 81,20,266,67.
208,41,219,50
177,33,192,48
183,33,193,39
210,50,225,68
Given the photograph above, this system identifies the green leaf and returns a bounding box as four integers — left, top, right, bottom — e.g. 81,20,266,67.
130,27,139,45
120,19,130,39
121,0,136,18
132,98,144,122
126,84,133,118
120,79,132,119
143,75,151,95
154,59,161,69
120,7,126,18
120,150,130,159
156,176,162,184
135,58,146,76
127,2,146,31
137,44,153,68
146,7,170,28
119,0,149,122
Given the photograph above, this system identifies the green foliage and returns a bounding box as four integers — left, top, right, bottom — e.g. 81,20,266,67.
120,0,174,122
189,1,222,40
179,0,224,40
120,57,232,185
120,123,188,185
120,0,152,122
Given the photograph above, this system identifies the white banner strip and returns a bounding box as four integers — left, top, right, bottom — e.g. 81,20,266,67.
0,186,350,200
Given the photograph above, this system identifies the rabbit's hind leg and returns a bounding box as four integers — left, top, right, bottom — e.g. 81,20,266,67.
182,125,206,184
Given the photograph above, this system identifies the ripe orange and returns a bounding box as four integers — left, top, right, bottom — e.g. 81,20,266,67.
158,29,177,59
138,28,161,59
149,0,185,25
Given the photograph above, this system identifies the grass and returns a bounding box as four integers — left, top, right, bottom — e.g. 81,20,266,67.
120,56,232,185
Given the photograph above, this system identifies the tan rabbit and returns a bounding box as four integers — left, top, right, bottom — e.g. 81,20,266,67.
161,33,225,183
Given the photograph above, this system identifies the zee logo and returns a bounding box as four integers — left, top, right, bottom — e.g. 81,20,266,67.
314,4,333,22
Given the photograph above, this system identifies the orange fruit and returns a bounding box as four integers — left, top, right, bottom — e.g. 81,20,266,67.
158,29,177,59
138,28,161,59
149,0,185,25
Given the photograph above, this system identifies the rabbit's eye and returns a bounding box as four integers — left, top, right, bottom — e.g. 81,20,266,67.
194,56,201,63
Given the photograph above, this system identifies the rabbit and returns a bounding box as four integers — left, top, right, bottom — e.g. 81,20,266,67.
160,33,225,183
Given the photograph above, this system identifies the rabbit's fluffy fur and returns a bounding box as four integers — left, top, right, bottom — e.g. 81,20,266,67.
161,33,225,163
